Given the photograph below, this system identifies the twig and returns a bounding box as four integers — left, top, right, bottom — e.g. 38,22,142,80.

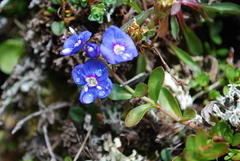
0,0,10,9
12,102,70,134
73,126,93,161
192,81,220,102
43,124,56,161
120,72,147,87
152,47,188,86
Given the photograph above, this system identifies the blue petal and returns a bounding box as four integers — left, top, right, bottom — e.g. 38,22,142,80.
100,45,117,64
81,59,108,80
96,78,112,98
60,48,74,56
63,35,78,49
72,64,86,85
80,88,97,104
104,26,125,39
79,31,92,42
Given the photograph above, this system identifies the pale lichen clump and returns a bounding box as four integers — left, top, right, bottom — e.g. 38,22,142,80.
213,84,240,129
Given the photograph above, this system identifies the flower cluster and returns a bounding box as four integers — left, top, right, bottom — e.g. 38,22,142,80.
60,25,138,104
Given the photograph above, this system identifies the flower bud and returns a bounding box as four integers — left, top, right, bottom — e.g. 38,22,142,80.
154,0,178,18
85,43,100,58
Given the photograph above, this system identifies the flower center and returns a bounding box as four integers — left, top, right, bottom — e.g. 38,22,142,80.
74,39,82,47
85,76,98,87
113,44,125,55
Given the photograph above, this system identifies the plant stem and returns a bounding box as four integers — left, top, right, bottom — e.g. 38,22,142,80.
111,71,156,105
109,64,202,131
73,126,93,161
192,81,220,102
156,104,181,121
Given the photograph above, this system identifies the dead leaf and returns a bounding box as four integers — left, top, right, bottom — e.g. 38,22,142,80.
157,16,169,38
155,123,184,142
201,101,225,126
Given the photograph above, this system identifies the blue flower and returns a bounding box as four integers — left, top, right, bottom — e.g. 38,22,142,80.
60,27,92,56
85,43,100,58
72,59,112,104
100,25,138,64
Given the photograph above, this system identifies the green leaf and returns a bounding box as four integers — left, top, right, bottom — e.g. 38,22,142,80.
184,129,229,161
224,64,235,83
232,152,240,160
121,7,154,32
133,83,149,98
64,156,73,161
209,90,220,100
201,143,228,159
148,67,165,103
123,0,142,13
185,135,197,152
170,15,179,40
51,21,65,36
88,4,106,24
198,2,240,15
158,87,182,118
0,39,23,74
172,156,182,161
216,48,228,57
223,85,230,96
136,52,146,74
210,121,233,143
232,133,240,147
80,0,88,7
102,0,116,5
125,104,153,127
167,41,201,73
195,129,208,147
181,108,197,121
182,23,203,55
209,20,223,45
183,149,200,161
195,72,210,87
161,149,172,161
211,35,222,45
69,107,86,122
108,84,132,100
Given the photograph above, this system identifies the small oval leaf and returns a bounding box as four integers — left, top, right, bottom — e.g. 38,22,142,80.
133,83,149,98
0,39,23,74
232,133,240,147
202,143,229,159
125,104,154,127
69,107,86,122
224,64,235,83
51,21,65,36
148,67,165,103
108,83,132,100
161,149,171,161
181,108,197,121
136,52,146,74
158,87,182,118
170,15,179,40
